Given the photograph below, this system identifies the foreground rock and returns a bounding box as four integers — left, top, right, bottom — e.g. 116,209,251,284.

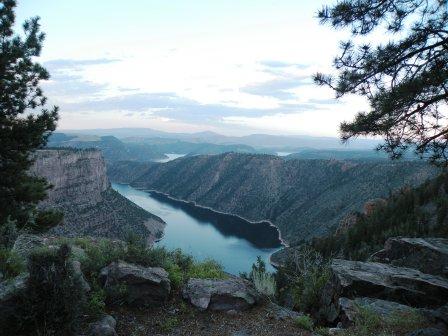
182,277,260,311
319,259,448,323
100,261,170,306
371,237,448,278
339,297,421,325
88,314,117,336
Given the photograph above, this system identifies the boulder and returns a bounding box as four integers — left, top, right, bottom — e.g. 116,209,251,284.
371,238,448,278
265,302,302,321
12,234,47,259
182,277,259,311
319,259,448,323
99,261,170,306
88,314,117,336
338,297,422,325
72,260,90,293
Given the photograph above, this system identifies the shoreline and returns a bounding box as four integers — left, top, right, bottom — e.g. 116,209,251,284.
113,182,288,268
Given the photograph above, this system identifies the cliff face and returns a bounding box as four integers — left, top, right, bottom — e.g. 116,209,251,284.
108,153,438,244
31,149,165,243
32,149,110,207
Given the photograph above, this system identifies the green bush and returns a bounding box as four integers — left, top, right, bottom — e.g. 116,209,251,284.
86,286,106,318
294,315,314,331
188,259,226,279
14,245,86,335
247,257,276,298
278,246,330,314
0,247,25,279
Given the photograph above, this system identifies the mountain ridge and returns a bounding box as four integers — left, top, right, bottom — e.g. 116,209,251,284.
108,153,438,243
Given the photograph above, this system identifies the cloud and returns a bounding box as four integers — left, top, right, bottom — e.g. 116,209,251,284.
43,73,108,97
240,75,311,99
259,60,309,69
43,58,121,70
59,91,322,126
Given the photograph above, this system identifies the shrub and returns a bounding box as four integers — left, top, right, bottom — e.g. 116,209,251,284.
248,257,276,298
279,246,330,313
188,259,226,279
160,316,179,333
0,247,25,279
86,286,106,318
294,315,314,331
17,244,86,335
0,217,18,248
252,269,276,298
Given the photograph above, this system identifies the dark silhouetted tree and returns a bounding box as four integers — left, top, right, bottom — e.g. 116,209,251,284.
314,0,448,165
0,0,58,231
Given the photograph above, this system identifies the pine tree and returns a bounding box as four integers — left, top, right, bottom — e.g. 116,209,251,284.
0,0,58,231
314,0,448,165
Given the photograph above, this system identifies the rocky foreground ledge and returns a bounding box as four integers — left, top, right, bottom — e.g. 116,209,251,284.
1,234,447,335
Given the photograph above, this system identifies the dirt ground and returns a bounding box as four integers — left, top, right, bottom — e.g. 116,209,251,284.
110,297,310,336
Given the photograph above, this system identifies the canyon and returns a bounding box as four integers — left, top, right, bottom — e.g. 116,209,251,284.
30,149,165,243
108,152,438,244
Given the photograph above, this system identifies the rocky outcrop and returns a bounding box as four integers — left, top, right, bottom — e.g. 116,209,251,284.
182,277,260,311
88,314,117,336
110,152,437,243
371,238,448,278
319,258,448,324
338,297,421,325
330,259,448,307
30,149,165,243
99,261,170,306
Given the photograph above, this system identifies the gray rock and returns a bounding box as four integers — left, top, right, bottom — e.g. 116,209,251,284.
100,261,170,306
265,302,302,321
406,327,446,336
327,259,448,309
89,314,117,336
371,237,448,277
72,260,90,293
12,234,47,259
182,277,259,311
338,297,422,325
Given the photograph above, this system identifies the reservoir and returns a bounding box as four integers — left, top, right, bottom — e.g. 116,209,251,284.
112,183,282,274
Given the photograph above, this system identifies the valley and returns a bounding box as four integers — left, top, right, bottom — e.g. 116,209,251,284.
108,152,438,244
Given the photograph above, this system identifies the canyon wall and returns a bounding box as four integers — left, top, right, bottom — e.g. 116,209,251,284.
31,149,165,243
108,153,438,244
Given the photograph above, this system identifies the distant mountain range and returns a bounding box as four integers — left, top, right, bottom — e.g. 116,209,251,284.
61,127,380,151
107,153,438,244
47,132,265,162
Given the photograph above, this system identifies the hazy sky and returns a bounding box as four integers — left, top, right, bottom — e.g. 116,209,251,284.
16,0,369,136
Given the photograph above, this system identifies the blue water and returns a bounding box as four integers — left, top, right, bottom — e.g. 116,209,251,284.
112,183,282,274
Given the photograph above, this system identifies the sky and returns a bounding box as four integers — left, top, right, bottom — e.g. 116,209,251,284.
16,0,370,136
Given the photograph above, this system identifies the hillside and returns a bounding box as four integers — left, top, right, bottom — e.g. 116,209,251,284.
31,149,165,243
108,153,438,243
310,172,448,260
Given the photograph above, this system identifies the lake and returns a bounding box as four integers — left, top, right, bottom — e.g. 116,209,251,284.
112,183,282,274
154,153,186,163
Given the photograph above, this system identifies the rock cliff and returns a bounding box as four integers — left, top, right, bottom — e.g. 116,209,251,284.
31,149,165,243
